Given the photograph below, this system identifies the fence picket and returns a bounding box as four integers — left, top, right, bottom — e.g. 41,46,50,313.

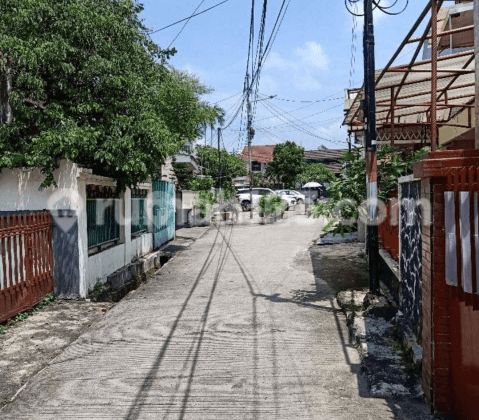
0,217,6,292
6,217,12,289
0,212,54,322
17,215,24,287
11,216,18,287
460,192,473,294
39,214,46,280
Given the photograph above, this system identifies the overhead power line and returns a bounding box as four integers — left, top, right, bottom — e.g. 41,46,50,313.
214,91,243,104
270,95,343,103
259,100,345,146
168,0,206,48
148,0,231,35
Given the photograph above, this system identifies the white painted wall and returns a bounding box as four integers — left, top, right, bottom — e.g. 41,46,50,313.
83,183,154,295
0,159,157,297
0,159,80,211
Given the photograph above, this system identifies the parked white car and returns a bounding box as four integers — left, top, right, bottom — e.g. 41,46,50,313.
277,189,306,204
235,188,296,212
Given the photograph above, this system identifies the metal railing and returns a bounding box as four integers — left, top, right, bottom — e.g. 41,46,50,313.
0,212,54,322
87,199,120,248
131,198,147,235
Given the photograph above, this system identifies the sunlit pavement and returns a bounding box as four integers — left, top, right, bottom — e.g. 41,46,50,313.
1,215,399,419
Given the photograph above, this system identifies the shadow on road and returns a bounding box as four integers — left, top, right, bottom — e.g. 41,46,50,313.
307,243,436,420
125,226,228,420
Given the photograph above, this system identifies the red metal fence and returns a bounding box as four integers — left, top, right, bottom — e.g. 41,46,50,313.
378,194,400,261
0,213,54,323
445,167,479,305
444,166,479,419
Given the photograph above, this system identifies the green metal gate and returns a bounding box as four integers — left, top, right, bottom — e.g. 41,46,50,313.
152,181,175,249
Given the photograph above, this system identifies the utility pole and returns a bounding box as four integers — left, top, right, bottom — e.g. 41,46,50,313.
247,81,254,219
203,123,207,175
218,127,222,194
363,0,379,294
245,93,273,218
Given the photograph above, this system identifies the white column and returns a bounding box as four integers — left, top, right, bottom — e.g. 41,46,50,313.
123,188,132,265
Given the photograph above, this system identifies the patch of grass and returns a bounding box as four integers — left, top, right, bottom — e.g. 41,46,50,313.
345,302,364,312
0,294,60,335
329,223,357,237
388,327,422,377
322,218,338,233
88,280,112,302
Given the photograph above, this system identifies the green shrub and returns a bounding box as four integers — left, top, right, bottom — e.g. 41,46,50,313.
0,294,60,334
195,190,217,218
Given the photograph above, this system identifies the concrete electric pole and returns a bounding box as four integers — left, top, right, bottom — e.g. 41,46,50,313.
218,127,222,194
247,95,254,219
363,0,379,294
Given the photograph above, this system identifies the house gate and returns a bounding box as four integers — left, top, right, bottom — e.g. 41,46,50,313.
444,167,479,419
152,181,175,249
0,213,54,323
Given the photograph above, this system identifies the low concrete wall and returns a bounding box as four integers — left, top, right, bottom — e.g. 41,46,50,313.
0,160,156,298
176,190,198,228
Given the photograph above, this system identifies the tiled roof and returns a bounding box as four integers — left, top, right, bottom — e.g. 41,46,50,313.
323,162,343,174
240,145,276,163
303,149,349,161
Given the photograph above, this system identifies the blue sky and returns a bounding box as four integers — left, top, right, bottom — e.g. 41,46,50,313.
139,0,429,152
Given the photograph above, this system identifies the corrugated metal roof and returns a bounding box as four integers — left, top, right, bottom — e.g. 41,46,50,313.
344,50,475,130
304,149,349,161
304,149,348,174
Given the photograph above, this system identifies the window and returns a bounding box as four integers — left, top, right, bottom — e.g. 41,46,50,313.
131,189,148,235
86,185,120,249
252,161,262,172
256,189,271,196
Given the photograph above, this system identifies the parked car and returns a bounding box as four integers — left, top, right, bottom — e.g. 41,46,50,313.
277,189,306,204
235,188,296,212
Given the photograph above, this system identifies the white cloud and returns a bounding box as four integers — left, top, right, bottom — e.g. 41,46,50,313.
181,63,208,82
265,51,292,70
259,74,279,92
264,41,330,91
295,41,329,70
294,72,322,91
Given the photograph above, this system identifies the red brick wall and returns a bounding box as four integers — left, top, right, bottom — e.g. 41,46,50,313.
430,181,452,413
415,150,479,417
421,176,433,405
421,177,453,413
442,139,474,151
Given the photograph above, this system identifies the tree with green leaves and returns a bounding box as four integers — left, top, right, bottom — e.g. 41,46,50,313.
298,163,336,185
195,145,247,197
253,172,268,187
0,0,220,189
312,146,429,221
266,141,305,188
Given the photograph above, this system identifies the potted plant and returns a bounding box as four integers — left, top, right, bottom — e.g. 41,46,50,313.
269,195,283,223
258,194,268,218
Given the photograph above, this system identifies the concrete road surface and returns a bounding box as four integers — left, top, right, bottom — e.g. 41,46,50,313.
1,216,402,419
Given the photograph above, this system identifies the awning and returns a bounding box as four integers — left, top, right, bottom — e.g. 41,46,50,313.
344,50,475,130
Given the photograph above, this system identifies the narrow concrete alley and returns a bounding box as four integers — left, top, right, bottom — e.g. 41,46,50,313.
1,217,412,419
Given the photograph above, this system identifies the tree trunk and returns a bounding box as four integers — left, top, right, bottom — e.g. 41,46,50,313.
0,66,12,123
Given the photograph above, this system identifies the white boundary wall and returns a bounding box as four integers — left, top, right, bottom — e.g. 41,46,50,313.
0,159,155,297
